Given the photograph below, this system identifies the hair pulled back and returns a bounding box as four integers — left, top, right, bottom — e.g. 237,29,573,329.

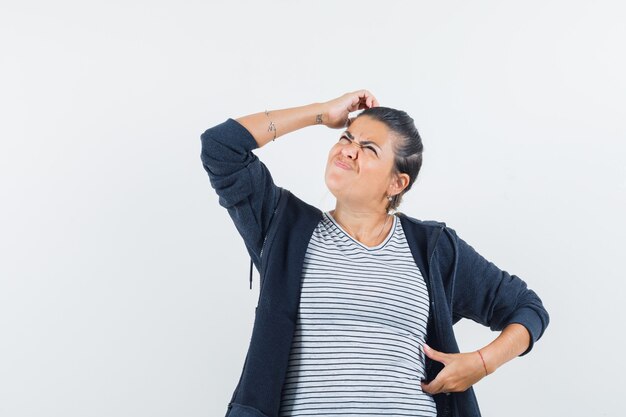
355,106,424,213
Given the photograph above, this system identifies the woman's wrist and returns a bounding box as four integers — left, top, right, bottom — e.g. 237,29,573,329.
478,323,531,376
476,349,490,376
306,102,327,127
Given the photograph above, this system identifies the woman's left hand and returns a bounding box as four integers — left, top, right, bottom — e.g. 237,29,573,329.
420,344,488,395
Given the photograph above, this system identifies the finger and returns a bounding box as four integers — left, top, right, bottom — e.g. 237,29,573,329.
363,90,372,107
423,343,449,365
357,89,371,105
421,378,445,395
366,91,378,108
350,96,362,112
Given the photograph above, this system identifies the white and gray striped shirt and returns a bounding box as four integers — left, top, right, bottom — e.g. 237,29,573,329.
278,211,436,417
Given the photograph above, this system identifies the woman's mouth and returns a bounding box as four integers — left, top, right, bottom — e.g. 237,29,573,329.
334,160,352,170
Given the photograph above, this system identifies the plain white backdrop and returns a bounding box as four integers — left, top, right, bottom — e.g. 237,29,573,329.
1,1,625,416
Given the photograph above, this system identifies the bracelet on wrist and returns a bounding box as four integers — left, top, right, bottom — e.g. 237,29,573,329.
477,349,489,376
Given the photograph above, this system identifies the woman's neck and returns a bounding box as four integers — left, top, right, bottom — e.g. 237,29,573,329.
329,205,392,247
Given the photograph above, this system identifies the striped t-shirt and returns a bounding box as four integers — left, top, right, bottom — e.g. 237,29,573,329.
278,211,436,417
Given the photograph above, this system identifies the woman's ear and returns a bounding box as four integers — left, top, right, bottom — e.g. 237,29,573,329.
389,172,410,196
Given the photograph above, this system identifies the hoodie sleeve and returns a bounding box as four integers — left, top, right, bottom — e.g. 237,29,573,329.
438,226,550,356
200,118,281,273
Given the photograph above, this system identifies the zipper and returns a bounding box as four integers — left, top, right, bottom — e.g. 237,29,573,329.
254,191,283,291
259,205,278,263
421,223,446,383
427,242,438,330
424,234,438,379
259,189,283,262
423,225,453,417
428,225,447,344
259,226,271,260
250,229,272,290
250,191,283,290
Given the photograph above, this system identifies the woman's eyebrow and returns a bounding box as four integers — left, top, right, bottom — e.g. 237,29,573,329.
342,130,382,150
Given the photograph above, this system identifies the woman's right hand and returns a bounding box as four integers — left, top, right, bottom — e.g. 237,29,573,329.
321,90,380,129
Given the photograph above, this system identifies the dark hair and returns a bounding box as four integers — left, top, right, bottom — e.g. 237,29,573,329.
355,106,424,213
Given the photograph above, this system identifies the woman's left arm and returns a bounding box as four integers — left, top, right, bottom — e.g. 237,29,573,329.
421,226,549,395
421,323,530,394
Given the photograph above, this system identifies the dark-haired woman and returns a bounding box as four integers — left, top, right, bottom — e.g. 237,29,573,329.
200,90,549,417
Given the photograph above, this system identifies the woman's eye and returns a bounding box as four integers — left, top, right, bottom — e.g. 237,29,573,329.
339,136,377,155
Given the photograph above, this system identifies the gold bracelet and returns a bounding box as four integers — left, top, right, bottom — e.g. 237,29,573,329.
265,109,277,141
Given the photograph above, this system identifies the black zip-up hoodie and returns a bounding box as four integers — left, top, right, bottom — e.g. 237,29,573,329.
200,118,549,417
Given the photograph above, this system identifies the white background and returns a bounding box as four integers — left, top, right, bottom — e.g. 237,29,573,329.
1,1,625,416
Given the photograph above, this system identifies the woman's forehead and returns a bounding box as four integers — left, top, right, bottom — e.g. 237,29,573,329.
348,116,393,147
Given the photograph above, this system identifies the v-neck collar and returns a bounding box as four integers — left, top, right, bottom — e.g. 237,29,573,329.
324,211,397,251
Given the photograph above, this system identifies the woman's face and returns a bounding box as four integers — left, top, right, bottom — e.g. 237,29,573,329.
324,115,402,211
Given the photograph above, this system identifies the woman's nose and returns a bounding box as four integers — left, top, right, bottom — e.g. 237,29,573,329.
342,141,359,159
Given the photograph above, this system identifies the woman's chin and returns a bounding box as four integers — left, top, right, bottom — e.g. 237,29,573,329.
324,176,347,195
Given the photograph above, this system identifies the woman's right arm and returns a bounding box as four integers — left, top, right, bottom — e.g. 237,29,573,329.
199,90,379,273
200,117,281,274
236,89,380,148
199,103,326,273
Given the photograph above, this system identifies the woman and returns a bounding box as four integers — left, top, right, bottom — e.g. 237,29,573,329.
200,90,549,417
